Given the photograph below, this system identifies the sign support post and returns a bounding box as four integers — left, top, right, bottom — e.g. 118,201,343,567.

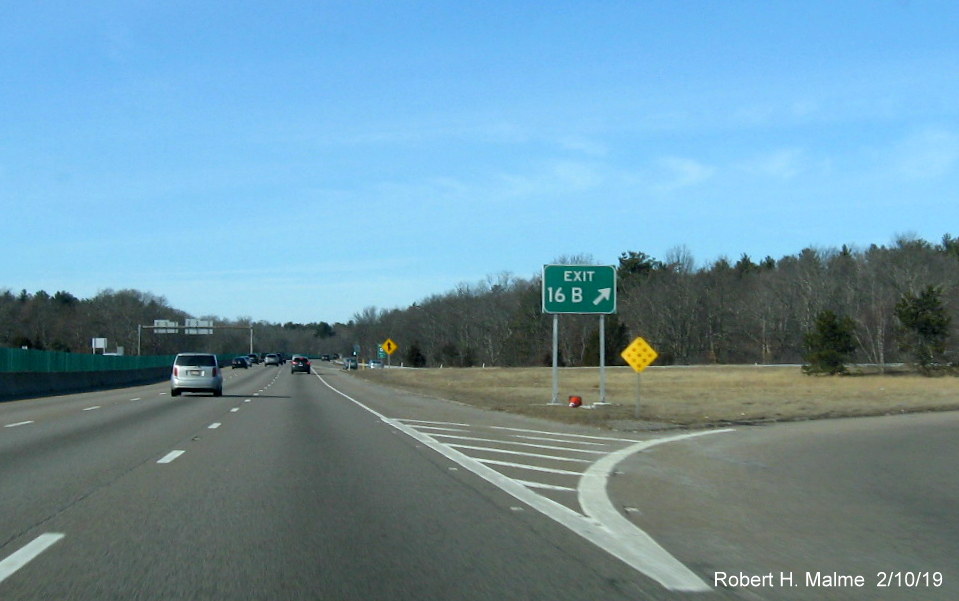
635,370,642,418
550,314,560,404
598,315,607,404
542,265,617,406
620,337,659,418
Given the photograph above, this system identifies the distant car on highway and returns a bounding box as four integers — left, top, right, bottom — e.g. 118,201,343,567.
368,359,384,369
343,357,358,370
247,353,260,365
290,355,311,374
264,353,280,366
231,356,250,369
171,353,223,396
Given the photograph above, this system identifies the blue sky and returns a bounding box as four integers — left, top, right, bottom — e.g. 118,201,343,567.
3,1,958,324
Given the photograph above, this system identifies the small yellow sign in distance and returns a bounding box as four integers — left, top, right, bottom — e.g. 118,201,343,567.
621,337,658,373
382,338,398,355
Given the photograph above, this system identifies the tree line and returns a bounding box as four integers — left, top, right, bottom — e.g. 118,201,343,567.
349,235,959,372
3,234,958,373
0,288,340,359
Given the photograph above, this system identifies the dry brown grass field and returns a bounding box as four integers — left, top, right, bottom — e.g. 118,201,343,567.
352,365,959,430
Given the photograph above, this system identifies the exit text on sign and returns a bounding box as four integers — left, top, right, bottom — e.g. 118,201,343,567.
541,265,617,314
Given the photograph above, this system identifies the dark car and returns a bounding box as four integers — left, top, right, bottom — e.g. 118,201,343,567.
232,356,250,369
290,355,311,374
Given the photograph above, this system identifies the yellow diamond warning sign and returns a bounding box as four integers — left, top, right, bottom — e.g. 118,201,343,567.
382,338,398,356
621,337,658,373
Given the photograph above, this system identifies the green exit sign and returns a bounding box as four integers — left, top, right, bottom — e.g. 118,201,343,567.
542,265,617,314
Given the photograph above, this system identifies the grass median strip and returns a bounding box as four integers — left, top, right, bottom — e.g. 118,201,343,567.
353,365,959,429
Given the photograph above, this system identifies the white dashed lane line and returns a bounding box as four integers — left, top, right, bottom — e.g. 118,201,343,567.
4,421,34,428
0,533,65,585
157,450,186,464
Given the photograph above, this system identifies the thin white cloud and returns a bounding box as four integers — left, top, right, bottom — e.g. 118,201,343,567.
653,156,716,191
550,160,605,190
492,160,606,199
893,128,959,180
738,148,807,179
556,136,609,157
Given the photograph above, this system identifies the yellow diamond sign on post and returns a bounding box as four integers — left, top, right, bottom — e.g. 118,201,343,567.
622,337,658,418
621,337,658,373
382,338,398,356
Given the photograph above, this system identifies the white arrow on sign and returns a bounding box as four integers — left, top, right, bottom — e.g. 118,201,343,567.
593,288,612,305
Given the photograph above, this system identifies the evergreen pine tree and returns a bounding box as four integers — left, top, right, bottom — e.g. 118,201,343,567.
802,310,858,375
895,285,951,372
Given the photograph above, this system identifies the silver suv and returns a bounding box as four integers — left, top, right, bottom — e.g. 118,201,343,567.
171,353,223,396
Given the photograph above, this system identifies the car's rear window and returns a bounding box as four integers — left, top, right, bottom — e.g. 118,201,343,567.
175,354,216,366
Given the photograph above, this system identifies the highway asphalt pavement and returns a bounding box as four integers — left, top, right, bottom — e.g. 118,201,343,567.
1,362,955,600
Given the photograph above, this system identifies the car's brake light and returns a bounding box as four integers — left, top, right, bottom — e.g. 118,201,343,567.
173,366,178,376
212,367,218,377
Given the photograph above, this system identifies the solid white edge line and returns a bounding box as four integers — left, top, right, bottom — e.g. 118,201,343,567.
491,426,639,443
431,433,608,454
313,372,727,593
157,450,185,464
513,435,609,447
578,430,734,592
397,419,472,427
446,443,592,463
515,479,577,492
474,458,583,476
0,533,65,585
407,425,471,433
